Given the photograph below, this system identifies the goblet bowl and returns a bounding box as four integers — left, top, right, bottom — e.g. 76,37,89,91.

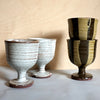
67,39,97,80
29,38,56,78
68,17,98,40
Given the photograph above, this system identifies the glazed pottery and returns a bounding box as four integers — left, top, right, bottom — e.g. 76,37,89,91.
67,39,97,80
29,38,56,78
5,39,39,88
68,17,98,40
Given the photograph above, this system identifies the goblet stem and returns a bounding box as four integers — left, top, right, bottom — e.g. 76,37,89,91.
72,65,93,80
17,71,27,82
39,65,46,72
78,66,86,75
30,64,52,78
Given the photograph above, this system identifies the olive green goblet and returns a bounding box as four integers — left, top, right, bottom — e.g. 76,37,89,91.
67,39,97,80
68,17,98,40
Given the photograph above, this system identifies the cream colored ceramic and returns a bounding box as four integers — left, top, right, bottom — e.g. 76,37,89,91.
29,38,56,78
5,39,39,88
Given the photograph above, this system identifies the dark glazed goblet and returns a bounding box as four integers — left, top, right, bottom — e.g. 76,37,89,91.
68,17,98,40
67,39,97,80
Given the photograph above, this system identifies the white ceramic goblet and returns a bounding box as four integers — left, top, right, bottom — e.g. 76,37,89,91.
29,38,56,78
5,39,39,88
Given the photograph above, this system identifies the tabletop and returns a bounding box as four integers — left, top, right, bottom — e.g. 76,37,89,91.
0,66,100,100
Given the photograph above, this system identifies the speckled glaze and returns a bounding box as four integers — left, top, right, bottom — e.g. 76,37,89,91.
5,39,39,88
29,38,56,78
67,39,97,80
68,17,98,40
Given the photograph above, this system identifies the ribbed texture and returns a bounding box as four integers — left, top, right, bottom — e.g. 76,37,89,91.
67,40,97,67
37,39,56,66
29,38,56,66
73,41,81,67
68,18,98,40
5,42,39,71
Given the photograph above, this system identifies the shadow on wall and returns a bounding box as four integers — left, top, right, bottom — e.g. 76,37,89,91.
35,31,64,70
1,31,65,70
29,31,65,70
44,31,64,70
0,53,11,69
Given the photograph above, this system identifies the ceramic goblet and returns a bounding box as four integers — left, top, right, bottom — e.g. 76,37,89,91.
5,39,39,88
67,39,97,80
68,17,98,40
29,38,56,78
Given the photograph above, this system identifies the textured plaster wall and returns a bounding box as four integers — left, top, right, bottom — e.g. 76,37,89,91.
0,0,100,69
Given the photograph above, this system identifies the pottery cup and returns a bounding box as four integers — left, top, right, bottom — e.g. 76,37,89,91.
68,17,98,40
67,39,97,80
5,39,39,88
29,38,56,78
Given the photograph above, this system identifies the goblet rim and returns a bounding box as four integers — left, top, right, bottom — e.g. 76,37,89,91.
67,39,97,42
5,39,39,43
29,38,56,42
68,17,98,22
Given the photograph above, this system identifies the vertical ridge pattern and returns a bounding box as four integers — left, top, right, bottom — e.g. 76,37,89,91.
86,41,95,66
73,41,81,67
67,40,97,68
68,18,79,39
79,41,89,66
87,19,95,40
92,19,98,39
78,19,88,40
68,40,74,63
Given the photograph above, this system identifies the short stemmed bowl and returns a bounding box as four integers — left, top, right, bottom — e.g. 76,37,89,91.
29,38,56,78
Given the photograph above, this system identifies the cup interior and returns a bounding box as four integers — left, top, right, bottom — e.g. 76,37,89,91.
5,39,38,43
67,39,97,42
68,17,98,21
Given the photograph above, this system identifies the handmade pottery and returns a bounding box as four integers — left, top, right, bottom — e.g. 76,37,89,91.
5,39,39,88
67,39,97,80
29,38,56,78
68,17,98,40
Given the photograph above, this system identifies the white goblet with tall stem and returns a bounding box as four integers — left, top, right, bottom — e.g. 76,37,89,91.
5,39,39,88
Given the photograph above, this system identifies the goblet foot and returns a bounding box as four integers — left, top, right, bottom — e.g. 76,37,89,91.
71,73,93,81
29,70,52,78
9,79,33,88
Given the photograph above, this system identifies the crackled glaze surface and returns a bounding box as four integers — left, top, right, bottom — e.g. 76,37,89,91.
5,39,39,88
29,38,56,78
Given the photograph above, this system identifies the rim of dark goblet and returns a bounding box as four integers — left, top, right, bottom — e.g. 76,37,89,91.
5,39,39,43
67,39,97,42
68,17,98,22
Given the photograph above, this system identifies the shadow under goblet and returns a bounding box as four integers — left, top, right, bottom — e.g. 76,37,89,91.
67,39,97,81
5,39,39,88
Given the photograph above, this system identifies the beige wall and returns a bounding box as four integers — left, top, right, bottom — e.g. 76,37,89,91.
0,0,100,69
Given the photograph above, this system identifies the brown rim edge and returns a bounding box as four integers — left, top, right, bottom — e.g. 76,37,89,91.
5,39,39,43
9,81,34,88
